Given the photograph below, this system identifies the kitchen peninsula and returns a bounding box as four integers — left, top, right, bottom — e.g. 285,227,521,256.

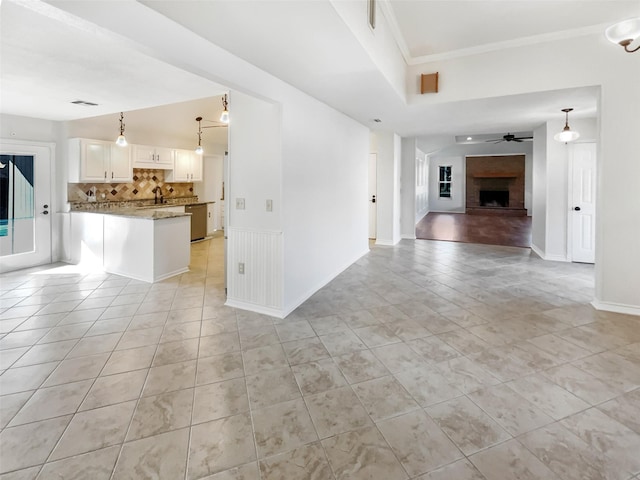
70,207,191,283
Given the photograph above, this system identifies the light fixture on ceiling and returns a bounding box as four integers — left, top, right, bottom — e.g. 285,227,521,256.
466,136,473,141
115,112,127,147
195,116,228,155
605,18,640,53
220,94,229,124
554,108,580,143
195,117,204,155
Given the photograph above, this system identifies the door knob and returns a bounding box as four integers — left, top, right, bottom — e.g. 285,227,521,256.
42,210,49,215
371,195,376,203
574,206,581,211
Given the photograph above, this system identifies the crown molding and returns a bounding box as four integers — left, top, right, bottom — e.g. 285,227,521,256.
375,3,612,67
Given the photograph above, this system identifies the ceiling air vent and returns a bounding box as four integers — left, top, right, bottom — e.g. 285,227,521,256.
71,100,99,106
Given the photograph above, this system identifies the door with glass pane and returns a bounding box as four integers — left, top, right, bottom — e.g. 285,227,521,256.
0,141,52,272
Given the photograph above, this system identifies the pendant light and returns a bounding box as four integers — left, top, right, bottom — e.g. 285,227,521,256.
554,108,580,143
219,94,229,124
115,112,127,146
195,117,204,155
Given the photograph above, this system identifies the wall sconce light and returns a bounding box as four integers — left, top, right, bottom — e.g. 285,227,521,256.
220,94,229,123
195,117,204,155
554,108,580,143
606,18,640,53
115,112,127,146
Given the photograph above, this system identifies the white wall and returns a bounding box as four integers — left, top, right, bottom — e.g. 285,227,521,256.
427,156,465,213
282,96,369,312
531,123,547,255
372,131,402,245
400,137,417,239
227,92,281,232
415,148,429,222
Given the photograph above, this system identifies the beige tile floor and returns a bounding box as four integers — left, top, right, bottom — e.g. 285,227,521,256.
1,234,639,480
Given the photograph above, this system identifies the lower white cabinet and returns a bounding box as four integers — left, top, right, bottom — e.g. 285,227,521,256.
71,211,190,282
166,149,203,182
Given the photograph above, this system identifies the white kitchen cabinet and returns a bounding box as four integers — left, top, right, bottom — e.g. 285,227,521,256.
132,145,174,169
68,138,132,183
167,149,202,182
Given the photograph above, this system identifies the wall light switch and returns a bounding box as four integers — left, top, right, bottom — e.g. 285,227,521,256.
266,199,273,212
238,263,245,274
236,198,245,210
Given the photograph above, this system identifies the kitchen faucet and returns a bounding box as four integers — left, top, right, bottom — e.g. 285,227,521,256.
153,186,165,204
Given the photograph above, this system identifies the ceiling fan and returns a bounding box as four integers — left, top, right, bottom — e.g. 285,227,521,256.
485,133,533,143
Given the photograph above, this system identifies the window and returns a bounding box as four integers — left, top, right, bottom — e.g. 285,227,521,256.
438,165,452,198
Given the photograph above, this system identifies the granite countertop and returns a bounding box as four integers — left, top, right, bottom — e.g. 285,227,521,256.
71,208,191,220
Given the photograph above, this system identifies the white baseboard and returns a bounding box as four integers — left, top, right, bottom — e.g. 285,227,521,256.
375,239,399,246
530,244,568,262
401,234,417,240
591,299,640,317
224,298,286,319
530,244,544,259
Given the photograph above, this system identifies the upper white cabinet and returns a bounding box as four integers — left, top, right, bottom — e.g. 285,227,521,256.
166,149,202,182
68,138,132,183
132,145,174,169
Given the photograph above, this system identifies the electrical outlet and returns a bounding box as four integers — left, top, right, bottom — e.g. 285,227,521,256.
236,198,245,210
266,199,273,212
238,262,245,274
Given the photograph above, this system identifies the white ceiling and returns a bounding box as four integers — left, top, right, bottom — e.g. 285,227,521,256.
387,0,640,60
1,0,631,142
0,0,226,121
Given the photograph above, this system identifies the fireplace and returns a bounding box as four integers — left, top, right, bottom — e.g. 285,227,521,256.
480,190,509,207
465,155,527,216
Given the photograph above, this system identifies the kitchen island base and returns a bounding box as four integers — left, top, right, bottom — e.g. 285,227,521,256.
70,211,190,283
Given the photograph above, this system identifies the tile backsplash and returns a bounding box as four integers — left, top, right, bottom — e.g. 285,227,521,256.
68,169,194,203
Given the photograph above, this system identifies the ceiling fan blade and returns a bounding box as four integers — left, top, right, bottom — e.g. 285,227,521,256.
514,139,523,142
514,136,533,140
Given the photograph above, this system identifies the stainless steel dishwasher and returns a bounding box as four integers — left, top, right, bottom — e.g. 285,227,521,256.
185,204,207,241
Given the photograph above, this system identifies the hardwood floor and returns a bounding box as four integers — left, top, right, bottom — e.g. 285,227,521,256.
415,212,532,248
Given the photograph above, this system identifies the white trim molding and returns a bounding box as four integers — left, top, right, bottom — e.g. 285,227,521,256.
592,299,640,317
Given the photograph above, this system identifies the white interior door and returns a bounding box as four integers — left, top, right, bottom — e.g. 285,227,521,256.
570,143,596,263
0,141,53,272
369,153,377,239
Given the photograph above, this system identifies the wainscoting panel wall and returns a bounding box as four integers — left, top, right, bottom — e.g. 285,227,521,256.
226,227,283,313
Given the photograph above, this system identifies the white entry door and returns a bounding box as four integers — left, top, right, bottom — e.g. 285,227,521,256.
0,141,53,272
570,143,596,263
369,153,377,239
